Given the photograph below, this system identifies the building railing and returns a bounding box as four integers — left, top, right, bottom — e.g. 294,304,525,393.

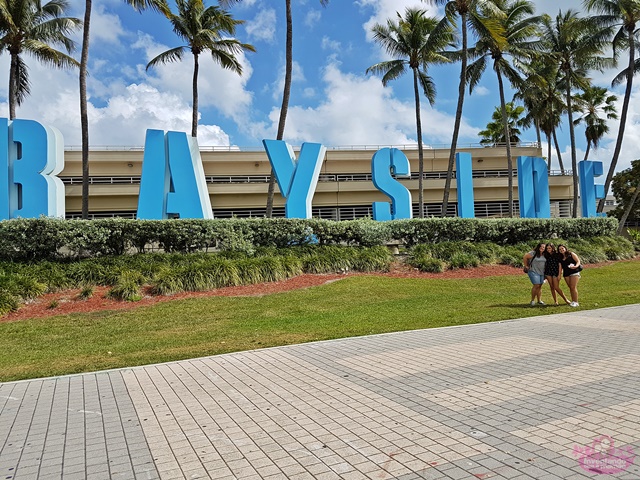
60,169,572,186
65,200,574,221
64,141,541,152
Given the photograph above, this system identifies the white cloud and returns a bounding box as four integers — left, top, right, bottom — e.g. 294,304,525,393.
89,4,126,45
321,36,341,51
531,0,582,15
305,10,322,28
254,62,477,146
133,32,255,125
473,86,490,97
0,52,234,147
270,61,305,101
358,0,439,42
246,8,277,43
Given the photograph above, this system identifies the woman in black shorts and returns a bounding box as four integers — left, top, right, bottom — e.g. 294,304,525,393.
558,244,582,307
544,244,570,305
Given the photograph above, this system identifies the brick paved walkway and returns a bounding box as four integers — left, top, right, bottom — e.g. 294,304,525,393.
1,305,639,480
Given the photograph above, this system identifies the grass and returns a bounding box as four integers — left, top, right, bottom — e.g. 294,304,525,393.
0,259,638,382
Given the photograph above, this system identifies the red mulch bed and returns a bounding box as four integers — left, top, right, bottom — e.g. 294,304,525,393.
1,260,621,323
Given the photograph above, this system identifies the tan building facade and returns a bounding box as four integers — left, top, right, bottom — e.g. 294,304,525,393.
60,144,574,219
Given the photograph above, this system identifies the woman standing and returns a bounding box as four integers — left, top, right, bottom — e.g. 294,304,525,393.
523,243,547,306
558,244,582,307
544,244,570,306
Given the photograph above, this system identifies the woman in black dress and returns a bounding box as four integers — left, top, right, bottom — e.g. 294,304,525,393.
544,244,570,305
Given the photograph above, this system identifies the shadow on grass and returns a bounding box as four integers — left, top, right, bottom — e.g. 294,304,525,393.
488,303,572,310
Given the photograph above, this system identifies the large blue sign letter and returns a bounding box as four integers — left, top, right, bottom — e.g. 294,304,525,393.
0,118,65,219
371,148,412,220
578,160,605,218
137,130,212,219
455,152,474,218
262,140,326,218
517,156,550,218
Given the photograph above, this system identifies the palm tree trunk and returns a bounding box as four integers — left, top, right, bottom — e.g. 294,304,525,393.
598,29,635,213
413,68,424,219
617,177,640,235
547,132,552,173
566,82,579,218
266,0,293,218
553,129,565,174
535,120,541,147
80,0,92,220
583,140,591,162
496,71,514,216
8,54,18,120
442,11,468,218
191,53,199,138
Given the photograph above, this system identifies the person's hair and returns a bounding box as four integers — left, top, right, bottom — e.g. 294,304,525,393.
544,243,556,259
533,242,546,257
558,244,571,259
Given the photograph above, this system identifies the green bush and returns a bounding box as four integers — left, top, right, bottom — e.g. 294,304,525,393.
106,271,143,301
0,291,19,315
150,267,184,296
0,217,622,258
449,253,480,269
411,256,445,273
78,286,94,300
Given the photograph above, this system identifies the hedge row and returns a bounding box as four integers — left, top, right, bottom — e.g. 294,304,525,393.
0,217,620,260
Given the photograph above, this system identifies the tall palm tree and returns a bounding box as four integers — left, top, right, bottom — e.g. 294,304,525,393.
584,0,640,213
0,0,81,119
367,8,454,218
466,0,542,216
516,59,566,173
540,10,614,217
425,0,504,216
146,0,254,139
478,102,526,146
573,85,618,161
210,1,332,217
79,0,167,219
262,0,329,217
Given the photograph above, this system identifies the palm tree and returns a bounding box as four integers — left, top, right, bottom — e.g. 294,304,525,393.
573,85,618,161
425,0,504,217
367,8,454,218
262,0,330,218
146,0,254,139
584,0,640,213
540,10,614,217
466,0,542,216
0,0,81,119
479,102,526,146
79,0,168,219
516,59,566,173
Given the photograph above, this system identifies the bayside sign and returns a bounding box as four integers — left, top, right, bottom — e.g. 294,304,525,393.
0,119,605,220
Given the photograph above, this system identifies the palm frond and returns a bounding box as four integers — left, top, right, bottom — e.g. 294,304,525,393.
146,46,186,70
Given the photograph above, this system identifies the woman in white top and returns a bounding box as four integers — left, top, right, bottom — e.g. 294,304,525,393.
523,243,547,306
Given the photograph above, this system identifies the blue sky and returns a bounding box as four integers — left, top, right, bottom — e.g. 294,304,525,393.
0,0,638,176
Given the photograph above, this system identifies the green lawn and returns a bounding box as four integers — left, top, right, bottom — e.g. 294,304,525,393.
1,259,638,382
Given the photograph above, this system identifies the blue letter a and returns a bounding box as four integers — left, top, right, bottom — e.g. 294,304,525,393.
137,130,212,219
